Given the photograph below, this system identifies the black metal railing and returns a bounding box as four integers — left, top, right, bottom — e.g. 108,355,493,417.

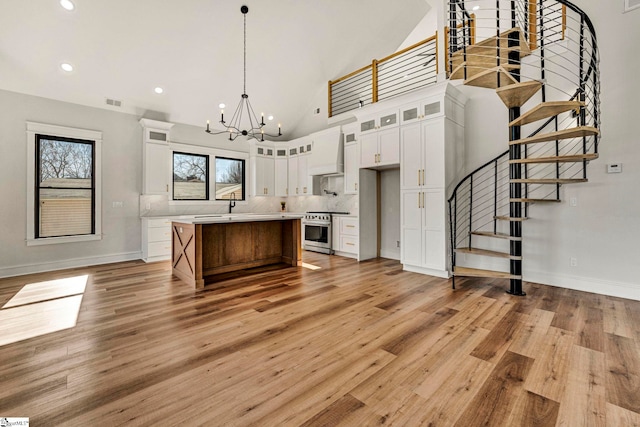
447,0,600,285
328,34,438,117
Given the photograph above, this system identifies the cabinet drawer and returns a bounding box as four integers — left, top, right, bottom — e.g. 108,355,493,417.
147,241,172,257
147,218,172,228
148,226,172,243
340,218,359,235
340,236,359,253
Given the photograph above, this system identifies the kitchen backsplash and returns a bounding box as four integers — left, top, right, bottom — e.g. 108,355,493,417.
140,176,358,217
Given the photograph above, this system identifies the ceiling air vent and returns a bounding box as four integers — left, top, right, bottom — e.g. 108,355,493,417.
105,98,122,107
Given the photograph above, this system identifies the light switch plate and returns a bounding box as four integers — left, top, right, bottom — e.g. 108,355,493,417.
607,163,622,173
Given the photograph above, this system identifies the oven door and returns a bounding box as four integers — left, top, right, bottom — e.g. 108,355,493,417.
303,222,332,253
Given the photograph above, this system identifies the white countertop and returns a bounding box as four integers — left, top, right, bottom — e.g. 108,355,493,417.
169,213,304,224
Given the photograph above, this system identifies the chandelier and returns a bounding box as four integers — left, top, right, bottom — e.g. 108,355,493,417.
206,5,282,141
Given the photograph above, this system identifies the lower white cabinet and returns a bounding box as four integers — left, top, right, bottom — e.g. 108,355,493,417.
142,218,172,262
332,216,359,258
400,189,447,277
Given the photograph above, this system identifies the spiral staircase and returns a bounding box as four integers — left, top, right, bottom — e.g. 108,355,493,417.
447,0,600,295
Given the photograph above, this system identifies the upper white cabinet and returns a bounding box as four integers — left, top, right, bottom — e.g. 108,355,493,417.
252,144,275,196
359,109,400,168
274,147,288,197
399,99,444,125
343,124,359,195
140,119,174,195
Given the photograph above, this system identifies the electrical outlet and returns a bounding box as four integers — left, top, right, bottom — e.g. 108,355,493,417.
570,197,577,207
112,201,123,208
396,240,400,248
570,257,578,267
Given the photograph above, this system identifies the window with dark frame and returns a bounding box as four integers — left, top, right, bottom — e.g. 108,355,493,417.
35,135,95,238
215,157,245,201
173,152,209,200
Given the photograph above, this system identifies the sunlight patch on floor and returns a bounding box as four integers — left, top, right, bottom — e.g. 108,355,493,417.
0,275,87,346
301,262,322,271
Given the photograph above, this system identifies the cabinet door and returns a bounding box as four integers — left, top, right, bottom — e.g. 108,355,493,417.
422,119,445,188
274,157,288,197
360,133,378,168
378,127,400,166
143,143,169,194
344,142,359,194
263,156,275,196
401,190,423,266
400,123,422,190
297,154,308,194
422,190,446,270
288,156,298,196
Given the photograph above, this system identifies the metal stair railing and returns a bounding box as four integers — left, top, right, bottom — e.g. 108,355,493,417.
447,0,600,288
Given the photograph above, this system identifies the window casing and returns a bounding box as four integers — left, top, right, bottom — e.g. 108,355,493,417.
172,152,209,201
26,122,102,246
215,157,245,201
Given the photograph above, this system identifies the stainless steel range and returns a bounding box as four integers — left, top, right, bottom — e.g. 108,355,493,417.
302,211,350,254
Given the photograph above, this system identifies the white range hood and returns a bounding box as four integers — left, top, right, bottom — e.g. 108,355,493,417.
307,126,344,176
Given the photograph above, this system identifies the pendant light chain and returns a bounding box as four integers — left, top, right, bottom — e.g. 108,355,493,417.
243,11,247,95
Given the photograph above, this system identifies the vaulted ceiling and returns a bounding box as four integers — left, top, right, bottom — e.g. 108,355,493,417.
0,0,431,138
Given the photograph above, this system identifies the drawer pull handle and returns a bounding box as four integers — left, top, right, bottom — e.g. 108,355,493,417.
346,225,355,228
346,243,355,246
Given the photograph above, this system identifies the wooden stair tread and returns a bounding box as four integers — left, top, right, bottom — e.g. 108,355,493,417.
464,66,518,89
510,178,588,184
496,81,543,108
510,198,561,203
471,231,522,241
510,153,599,164
455,247,521,260
509,101,584,127
450,62,520,80
454,266,522,280
495,216,528,221
509,126,599,146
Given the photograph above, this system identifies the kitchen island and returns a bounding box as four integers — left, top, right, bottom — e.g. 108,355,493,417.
171,214,303,288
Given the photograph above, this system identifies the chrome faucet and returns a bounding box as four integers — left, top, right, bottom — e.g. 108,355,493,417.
229,192,236,213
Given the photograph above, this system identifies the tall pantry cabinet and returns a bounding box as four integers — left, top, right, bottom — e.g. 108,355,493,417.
399,83,466,278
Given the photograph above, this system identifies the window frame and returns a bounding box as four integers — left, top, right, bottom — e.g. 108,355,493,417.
26,122,102,246
172,151,210,201
35,134,96,238
214,156,246,202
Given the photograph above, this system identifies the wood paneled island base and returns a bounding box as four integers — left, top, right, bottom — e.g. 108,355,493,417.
171,218,302,288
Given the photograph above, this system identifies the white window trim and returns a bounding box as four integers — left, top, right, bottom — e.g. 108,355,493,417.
168,141,249,206
625,0,640,13
26,121,102,246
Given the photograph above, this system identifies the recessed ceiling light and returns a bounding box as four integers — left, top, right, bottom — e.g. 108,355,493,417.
60,63,73,72
60,0,75,11
268,115,274,121
219,103,225,109
472,5,480,10
154,87,164,94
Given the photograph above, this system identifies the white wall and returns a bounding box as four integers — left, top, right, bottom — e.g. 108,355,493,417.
0,90,142,277
380,169,401,260
456,1,640,299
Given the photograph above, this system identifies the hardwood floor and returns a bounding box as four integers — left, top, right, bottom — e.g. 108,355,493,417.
1,252,639,426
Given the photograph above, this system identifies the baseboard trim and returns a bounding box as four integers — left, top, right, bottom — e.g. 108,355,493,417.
0,251,143,279
380,250,400,261
525,270,640,301
402,264,451,279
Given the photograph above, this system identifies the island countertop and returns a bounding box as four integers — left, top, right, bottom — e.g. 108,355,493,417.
173,213,303,224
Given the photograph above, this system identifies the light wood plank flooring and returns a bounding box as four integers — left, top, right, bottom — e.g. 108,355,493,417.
1,252,639,426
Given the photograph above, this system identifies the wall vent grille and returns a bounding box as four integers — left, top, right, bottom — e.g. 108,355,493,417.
105,98,122,107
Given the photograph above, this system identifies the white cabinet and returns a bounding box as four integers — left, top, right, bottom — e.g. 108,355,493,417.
332,216,359,258
142,217,172,262
274,147,288,197
252,145,274,196
343,124,359,195
359,110,400,168
399,91,465,278
287,139,313,196
140,119,174,195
